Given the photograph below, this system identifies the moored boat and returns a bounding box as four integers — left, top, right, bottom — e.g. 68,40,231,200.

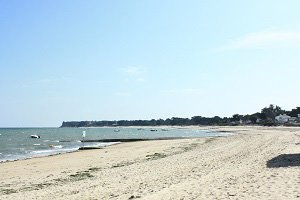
30,135,40,139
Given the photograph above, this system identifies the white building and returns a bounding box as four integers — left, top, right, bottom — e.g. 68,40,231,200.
275,114,291,123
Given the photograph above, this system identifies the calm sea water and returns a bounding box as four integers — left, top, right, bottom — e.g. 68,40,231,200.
0,127,230,162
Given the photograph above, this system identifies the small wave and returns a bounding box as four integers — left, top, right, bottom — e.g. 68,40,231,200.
217,132,234,136
48,144,63,148
31,149,57,154
30,147,78,156
83,142,121,148
33,144,41,146
43,140,50,142
59,140,71,142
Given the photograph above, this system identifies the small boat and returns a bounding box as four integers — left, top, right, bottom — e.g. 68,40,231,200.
114,129,120,132
161,129,168,131
30,135,40,139
150,129,158,132
137,128,144,130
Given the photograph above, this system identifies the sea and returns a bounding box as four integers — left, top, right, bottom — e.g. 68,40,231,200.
0,127,232,162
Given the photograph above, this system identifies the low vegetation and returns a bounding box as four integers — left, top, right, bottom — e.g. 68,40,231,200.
61,105,300,127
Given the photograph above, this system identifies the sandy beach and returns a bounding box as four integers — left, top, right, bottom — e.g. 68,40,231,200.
0,126,300,199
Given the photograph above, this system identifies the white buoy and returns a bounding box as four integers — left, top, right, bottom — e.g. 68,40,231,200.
82,131,86,148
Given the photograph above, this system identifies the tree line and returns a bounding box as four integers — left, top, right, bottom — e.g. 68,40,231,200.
60,105,300,127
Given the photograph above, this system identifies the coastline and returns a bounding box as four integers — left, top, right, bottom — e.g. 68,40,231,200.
1,126,300,199
0,126,226,163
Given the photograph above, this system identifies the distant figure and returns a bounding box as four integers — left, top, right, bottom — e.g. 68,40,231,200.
30,135,40,139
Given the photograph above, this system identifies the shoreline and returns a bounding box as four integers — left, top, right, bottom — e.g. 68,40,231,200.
1,126,300,199
0,126,230,164
0,136,226,164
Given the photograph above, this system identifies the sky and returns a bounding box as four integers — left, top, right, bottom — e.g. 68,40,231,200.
1,0,300,127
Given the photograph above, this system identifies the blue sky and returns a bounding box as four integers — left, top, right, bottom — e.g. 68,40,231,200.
1,0,300,127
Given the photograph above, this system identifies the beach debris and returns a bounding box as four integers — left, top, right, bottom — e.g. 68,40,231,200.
112,161,135,168
88,167,101,172
1,188,17,195
128,195,141,199
69,171,94,181
110,193,119,198
146,152,167,160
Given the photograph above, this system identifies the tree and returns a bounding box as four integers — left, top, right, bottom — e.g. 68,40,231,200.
231,114,242,122
191,116,204,125
249,114,259,123
261,104,283,120
289,107,300,117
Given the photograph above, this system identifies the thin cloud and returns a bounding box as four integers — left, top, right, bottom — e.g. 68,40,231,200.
217,30,300,51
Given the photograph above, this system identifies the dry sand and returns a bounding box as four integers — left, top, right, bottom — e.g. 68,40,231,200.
0,126,300,200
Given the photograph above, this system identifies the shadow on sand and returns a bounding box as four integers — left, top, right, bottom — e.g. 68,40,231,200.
267,154,300,168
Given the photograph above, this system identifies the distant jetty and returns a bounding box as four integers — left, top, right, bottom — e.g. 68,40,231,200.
80,137,190,143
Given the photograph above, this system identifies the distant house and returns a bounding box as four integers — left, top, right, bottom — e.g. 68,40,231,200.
238,119,251,124
275,114,291,123
112,121,118,126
